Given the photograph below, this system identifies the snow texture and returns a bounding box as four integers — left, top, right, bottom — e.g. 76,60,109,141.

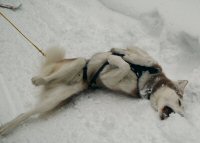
0,0,200,142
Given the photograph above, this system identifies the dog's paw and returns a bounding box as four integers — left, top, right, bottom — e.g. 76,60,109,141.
31,76,46,86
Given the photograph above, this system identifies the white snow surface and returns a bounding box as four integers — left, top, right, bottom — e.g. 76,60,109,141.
1,0,200,142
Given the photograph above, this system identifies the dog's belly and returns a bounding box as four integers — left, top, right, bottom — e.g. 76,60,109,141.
86,51,138,96
114,71,138,96
97,66,138,96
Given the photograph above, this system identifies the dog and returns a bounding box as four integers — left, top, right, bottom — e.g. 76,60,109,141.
0,47,188,135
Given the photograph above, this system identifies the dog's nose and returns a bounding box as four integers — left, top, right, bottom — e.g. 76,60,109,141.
160,106,174,120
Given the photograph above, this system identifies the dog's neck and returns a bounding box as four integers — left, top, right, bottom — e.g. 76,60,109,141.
138,72,181,99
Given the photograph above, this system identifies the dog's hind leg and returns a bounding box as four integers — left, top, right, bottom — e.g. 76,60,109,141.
44,58,86,83
0,82,87,136
32,58,86,86
31,64,56,86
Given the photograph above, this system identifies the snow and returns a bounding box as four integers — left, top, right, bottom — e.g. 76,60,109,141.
0,0,200,142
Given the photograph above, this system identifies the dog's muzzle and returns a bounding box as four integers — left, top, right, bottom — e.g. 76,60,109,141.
160,106,174,120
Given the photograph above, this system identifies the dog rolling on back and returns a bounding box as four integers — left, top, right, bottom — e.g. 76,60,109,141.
0,47,188,135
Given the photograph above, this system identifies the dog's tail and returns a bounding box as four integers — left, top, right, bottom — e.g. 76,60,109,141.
45,47,65,64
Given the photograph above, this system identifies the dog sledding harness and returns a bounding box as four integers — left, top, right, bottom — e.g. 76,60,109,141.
83,52,161,99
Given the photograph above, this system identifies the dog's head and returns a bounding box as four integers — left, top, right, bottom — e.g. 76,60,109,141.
151,80,188,120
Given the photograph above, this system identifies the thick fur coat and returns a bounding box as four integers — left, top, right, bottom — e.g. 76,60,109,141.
0,47,188,135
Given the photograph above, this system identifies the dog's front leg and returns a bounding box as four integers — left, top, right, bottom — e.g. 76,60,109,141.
111,48,126,55
123,54,157,67
99,55,130,88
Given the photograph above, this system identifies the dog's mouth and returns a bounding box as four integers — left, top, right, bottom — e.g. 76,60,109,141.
160,106,175,120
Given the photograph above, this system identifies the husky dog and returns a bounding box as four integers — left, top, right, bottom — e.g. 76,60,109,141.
0,47,188,135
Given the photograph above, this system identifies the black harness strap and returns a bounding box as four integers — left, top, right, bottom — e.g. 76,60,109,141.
83,52,160,95
112,52,160,98
83,60,89,81
112,52,160,78
89,61,109,88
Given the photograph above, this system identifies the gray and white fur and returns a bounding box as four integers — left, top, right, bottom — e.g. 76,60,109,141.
0,47,188,135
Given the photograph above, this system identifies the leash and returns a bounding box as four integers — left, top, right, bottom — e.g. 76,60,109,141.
0,10,46,57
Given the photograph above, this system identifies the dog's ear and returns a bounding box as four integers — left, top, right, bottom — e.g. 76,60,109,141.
174,80,188,94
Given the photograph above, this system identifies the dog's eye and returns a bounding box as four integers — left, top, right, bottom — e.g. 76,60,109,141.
178,99,181,106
